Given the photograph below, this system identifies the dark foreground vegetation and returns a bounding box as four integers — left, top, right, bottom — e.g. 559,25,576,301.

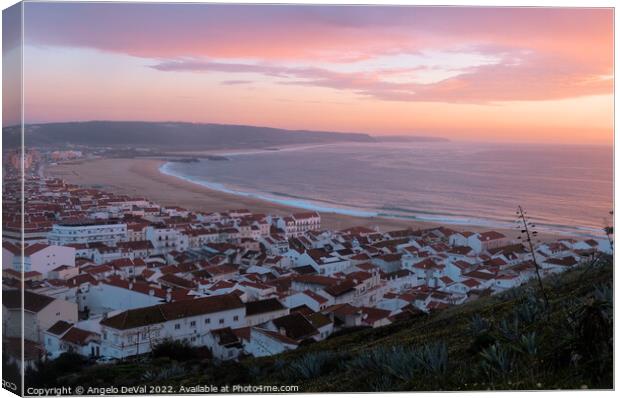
24,257,612,392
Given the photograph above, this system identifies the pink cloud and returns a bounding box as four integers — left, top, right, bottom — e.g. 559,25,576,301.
25,4,612,63
23,4,613,104
150,48,612,103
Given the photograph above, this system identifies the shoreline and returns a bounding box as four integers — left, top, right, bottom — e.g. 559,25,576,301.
45,157,583,241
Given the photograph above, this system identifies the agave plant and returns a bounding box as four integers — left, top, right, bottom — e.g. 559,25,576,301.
480,343,513,378
593,283,612,302
416,341,448,375
516,332,538,356
469,314,491,336
347,345,404,373
287,351,335,380
498,316,520,342
516,299,541,324
382,346,423,381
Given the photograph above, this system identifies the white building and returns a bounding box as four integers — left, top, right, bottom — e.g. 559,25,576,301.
48,220,127,246
79,279,167,315
244,298,290,327
99,293,245,359
44,321,101,359
278,212,321,237
3,290,78,344
3,243,75,276
297,249,350,276
146,226,189,255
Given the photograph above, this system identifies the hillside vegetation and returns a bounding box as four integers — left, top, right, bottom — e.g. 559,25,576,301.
3,121,375,149
27,258,613,392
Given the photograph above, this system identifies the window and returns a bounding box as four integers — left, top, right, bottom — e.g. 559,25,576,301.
205,318,210,324
233,315,239,322
190,321,196,327
174,324,180,330
219,318,224,324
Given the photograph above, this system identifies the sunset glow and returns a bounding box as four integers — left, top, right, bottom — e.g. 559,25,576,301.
10,3,614,144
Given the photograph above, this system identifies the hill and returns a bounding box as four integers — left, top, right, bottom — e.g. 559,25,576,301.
2,121,375,150
23,258,613,392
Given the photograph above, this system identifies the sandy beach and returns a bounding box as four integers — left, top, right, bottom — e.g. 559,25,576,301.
45,157,563,240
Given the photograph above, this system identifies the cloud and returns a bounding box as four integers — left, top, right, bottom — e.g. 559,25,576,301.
220,80,253,85
24,4,612,62
150,49,612,103
22,3,613,104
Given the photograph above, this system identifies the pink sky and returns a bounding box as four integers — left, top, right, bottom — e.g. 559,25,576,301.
5,3,614,144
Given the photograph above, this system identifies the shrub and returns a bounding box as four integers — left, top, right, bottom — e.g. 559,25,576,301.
142,363,185,382
152,339,199,361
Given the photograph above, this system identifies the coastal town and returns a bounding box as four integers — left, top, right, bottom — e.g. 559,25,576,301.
2,149,611,369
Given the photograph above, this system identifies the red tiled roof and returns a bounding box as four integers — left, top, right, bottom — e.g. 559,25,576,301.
100,293,244,330
479,231,506,241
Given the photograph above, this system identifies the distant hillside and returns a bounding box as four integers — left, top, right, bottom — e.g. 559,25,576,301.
2,121,376,150
25,258,612,392
374,135,450,143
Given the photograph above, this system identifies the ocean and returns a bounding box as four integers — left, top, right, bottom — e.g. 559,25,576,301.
160,141,613,237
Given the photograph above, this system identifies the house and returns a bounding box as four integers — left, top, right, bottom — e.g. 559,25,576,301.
296,249,350,276
322,303,364,330
44,323,101,359
99,293,245,359
445,259,474,282
265,312,319,342
237,280,277,301
245,298,290,327
116,240,154,259
291,274,339,293
283,290,332,312
43,320,74,359
3,290,78,343
541,256,578,273
4,243,75,276
79,278,167,314
244,327,300,357
448,231,477,247
371,253,402,273
406,258,445,286
360,306,392,328
306,312,334,341
47,265,80,281
204,327,244,361
323,279,358,305
110,258,147,279
462,270,496,289
469,231,509,253
493,274,523,291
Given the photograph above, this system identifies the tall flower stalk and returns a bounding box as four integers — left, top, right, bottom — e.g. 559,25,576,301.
515,206,550,317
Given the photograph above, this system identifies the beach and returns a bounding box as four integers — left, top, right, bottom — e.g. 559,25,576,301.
45,157,564,240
